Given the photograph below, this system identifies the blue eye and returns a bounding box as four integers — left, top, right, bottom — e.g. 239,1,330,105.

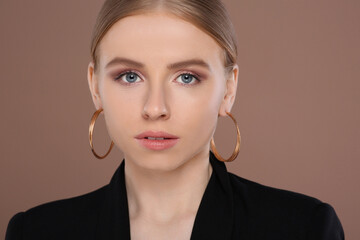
114,71,201,86
176,73,200,85
115,71,140,84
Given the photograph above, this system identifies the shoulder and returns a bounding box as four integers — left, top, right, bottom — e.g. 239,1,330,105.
228,172,322,210
5,185,107,240
228,172,344,239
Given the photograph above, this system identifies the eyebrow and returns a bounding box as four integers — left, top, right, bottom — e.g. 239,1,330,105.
105,57,211,71
167,59,211,71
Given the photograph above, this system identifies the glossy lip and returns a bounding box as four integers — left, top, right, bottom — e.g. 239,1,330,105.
134,130,179,150
134,130,179,139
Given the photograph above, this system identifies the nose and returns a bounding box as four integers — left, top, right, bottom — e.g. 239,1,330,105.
142,85,170,120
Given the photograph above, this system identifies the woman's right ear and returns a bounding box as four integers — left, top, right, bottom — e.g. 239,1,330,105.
87,61,102,110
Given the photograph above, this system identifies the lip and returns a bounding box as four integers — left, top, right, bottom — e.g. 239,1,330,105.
135,131,179,150
135,130,179,139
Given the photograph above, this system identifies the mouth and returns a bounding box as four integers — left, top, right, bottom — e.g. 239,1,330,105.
135,131,179,150
134,130,179,140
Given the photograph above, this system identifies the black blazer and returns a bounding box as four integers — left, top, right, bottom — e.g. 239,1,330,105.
6,151,344,239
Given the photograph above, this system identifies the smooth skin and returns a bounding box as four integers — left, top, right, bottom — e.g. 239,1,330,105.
87,10,238,240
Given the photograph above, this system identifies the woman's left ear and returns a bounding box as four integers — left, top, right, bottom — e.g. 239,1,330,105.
219,64,239,117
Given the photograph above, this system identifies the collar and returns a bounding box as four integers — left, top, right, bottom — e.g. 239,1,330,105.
95,151,234,240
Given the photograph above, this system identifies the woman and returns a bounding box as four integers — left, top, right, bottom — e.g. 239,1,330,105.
6,0,344,239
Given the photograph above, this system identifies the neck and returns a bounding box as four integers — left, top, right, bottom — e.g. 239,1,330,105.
124,150,213,223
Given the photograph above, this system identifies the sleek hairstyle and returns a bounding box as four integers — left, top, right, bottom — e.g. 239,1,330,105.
90,0,238,74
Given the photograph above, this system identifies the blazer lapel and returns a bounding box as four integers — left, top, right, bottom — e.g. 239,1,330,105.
190,151,235,240
95,160,131,240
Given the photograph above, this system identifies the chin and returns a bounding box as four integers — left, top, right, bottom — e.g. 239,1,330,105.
126,151,187,173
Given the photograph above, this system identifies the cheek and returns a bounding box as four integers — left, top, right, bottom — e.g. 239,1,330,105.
100,81,140,146
171,81,224,134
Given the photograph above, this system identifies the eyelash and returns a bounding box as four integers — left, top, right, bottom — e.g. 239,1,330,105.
113,70,202,87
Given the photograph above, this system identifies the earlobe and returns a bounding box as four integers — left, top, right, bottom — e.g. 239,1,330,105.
218,64,239,117
87,62,102,110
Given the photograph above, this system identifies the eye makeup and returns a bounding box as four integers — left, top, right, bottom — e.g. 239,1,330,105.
109,68,206,87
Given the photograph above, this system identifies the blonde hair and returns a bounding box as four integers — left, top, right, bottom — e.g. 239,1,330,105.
90,0,237,73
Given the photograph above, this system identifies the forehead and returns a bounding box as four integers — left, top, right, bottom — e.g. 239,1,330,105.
97,11,224,70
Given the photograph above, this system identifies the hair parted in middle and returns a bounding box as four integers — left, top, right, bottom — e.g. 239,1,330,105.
90,0,238,75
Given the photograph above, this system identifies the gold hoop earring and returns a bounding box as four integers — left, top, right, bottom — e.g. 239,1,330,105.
89,108,114,159
210,111,241,162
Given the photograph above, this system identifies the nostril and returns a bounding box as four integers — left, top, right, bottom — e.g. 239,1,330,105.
142,109,170,120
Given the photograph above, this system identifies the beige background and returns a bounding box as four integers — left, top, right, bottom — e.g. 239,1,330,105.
1,0,359,238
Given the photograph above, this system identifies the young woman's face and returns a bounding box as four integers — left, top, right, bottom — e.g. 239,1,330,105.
88,11,238,171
